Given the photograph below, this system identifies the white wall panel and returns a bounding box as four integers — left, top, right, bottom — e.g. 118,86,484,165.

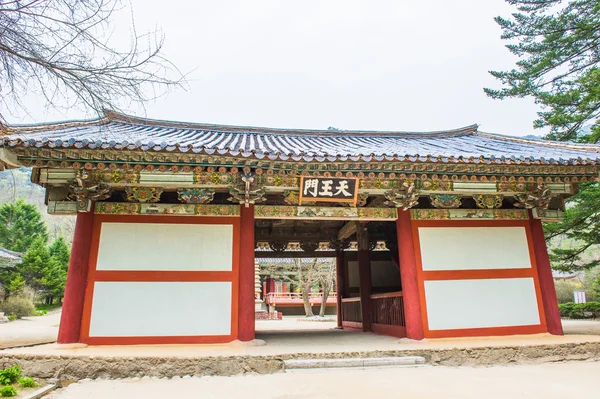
424,278,540,330
419,227,531,271
96,223,233,271
89,282,232,337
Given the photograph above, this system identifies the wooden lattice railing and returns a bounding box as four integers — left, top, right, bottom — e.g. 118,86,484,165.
341,297,362,323
370,291,405,327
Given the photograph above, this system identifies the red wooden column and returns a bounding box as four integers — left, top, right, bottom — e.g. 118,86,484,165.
356,222,372,332
58,211,94,344
396,210,424,340
238,204,256,341
335,249,344,328
529,215,564,335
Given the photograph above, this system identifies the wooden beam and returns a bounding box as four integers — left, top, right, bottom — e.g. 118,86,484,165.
254,251,337,258
337,221,357,241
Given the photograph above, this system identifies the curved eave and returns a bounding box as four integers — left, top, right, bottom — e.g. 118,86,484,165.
3,139,599,166
2,111,600,166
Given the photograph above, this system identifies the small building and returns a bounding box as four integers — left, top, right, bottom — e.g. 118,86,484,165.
1,110,599,344
0,247,21,269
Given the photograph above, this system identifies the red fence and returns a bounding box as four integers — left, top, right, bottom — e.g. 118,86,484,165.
265,292,337,307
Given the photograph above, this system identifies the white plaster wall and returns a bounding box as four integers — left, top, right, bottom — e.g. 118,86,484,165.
418,227,531,271
89,282,232,337
424,278,540,330
96,223,233,271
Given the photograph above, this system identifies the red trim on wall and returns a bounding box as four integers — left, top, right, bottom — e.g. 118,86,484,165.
529,215,564,335
424,324,546,339
93,271,234,282
421,268,535,281
58,212,95,344
79,214,240,345
85,335,235,345
411,219,548,339
396,210,424,340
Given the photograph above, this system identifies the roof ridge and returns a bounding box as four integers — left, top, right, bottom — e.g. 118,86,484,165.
477,131,600,153
5,116,108,133
104,110,479,137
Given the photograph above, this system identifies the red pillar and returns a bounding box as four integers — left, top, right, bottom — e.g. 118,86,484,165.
356,223,372,332
530,216,564,335
58,212,94,344
238,204,256,341
396,210,424,340
335,250,344,328
266,278,275,294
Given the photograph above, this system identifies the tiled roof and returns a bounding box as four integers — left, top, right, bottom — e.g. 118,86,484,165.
2,111,600,165
0,247,21,267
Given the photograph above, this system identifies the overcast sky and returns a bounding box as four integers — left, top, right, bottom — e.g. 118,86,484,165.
15,0,545,136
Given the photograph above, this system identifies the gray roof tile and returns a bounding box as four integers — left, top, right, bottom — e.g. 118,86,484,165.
2,111,600,165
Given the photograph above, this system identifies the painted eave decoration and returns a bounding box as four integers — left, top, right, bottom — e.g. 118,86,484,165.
2,110,600,166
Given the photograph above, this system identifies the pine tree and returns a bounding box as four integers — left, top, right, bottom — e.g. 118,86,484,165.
488,0,600,271
48,237,71,272
17,237,52,301
485,0,600,142
0,200,48,253
6,274,26,297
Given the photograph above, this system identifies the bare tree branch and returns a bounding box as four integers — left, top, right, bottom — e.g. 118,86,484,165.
0,0,185,121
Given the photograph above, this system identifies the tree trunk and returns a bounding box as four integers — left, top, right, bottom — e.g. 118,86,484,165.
319,282,331,317
302,285,314,317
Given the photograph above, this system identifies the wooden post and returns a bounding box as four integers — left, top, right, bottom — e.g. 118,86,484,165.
238,204,256,341
335,249,344,328
396,210,424,340
356,222,372,332
530,215,564,335
57,211,94,344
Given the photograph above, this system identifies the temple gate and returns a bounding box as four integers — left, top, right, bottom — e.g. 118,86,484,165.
0,111,596,344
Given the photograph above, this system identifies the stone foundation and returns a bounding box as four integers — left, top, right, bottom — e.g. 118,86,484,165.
1,342,600,381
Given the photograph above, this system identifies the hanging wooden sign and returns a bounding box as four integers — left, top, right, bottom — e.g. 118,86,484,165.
299,176,359,206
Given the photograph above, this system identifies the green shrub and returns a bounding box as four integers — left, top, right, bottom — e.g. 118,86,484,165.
559,302,600,319
34,303,61,312
582,302,600,318
6,314,16,322
18,377,35,388
32,309,47,316
0,297,35,319
0,386,17,397
558,302,576,318
0,366,21,385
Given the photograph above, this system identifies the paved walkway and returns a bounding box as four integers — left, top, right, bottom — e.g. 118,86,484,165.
0,309,61,349
46,360,600,399
3,317,600,358
2,313,600,354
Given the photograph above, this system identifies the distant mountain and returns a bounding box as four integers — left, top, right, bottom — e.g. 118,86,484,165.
522,134,543,141
0,168,75,245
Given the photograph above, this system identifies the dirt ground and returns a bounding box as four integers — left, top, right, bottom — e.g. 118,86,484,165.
0,309,60,349
46,360,600,399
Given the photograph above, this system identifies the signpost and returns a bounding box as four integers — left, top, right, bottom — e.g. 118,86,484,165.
299,176,359,206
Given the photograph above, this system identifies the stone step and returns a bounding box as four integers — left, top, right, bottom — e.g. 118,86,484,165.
284,356,426,370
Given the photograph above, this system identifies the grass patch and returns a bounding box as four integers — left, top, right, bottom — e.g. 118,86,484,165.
34,303,61,312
